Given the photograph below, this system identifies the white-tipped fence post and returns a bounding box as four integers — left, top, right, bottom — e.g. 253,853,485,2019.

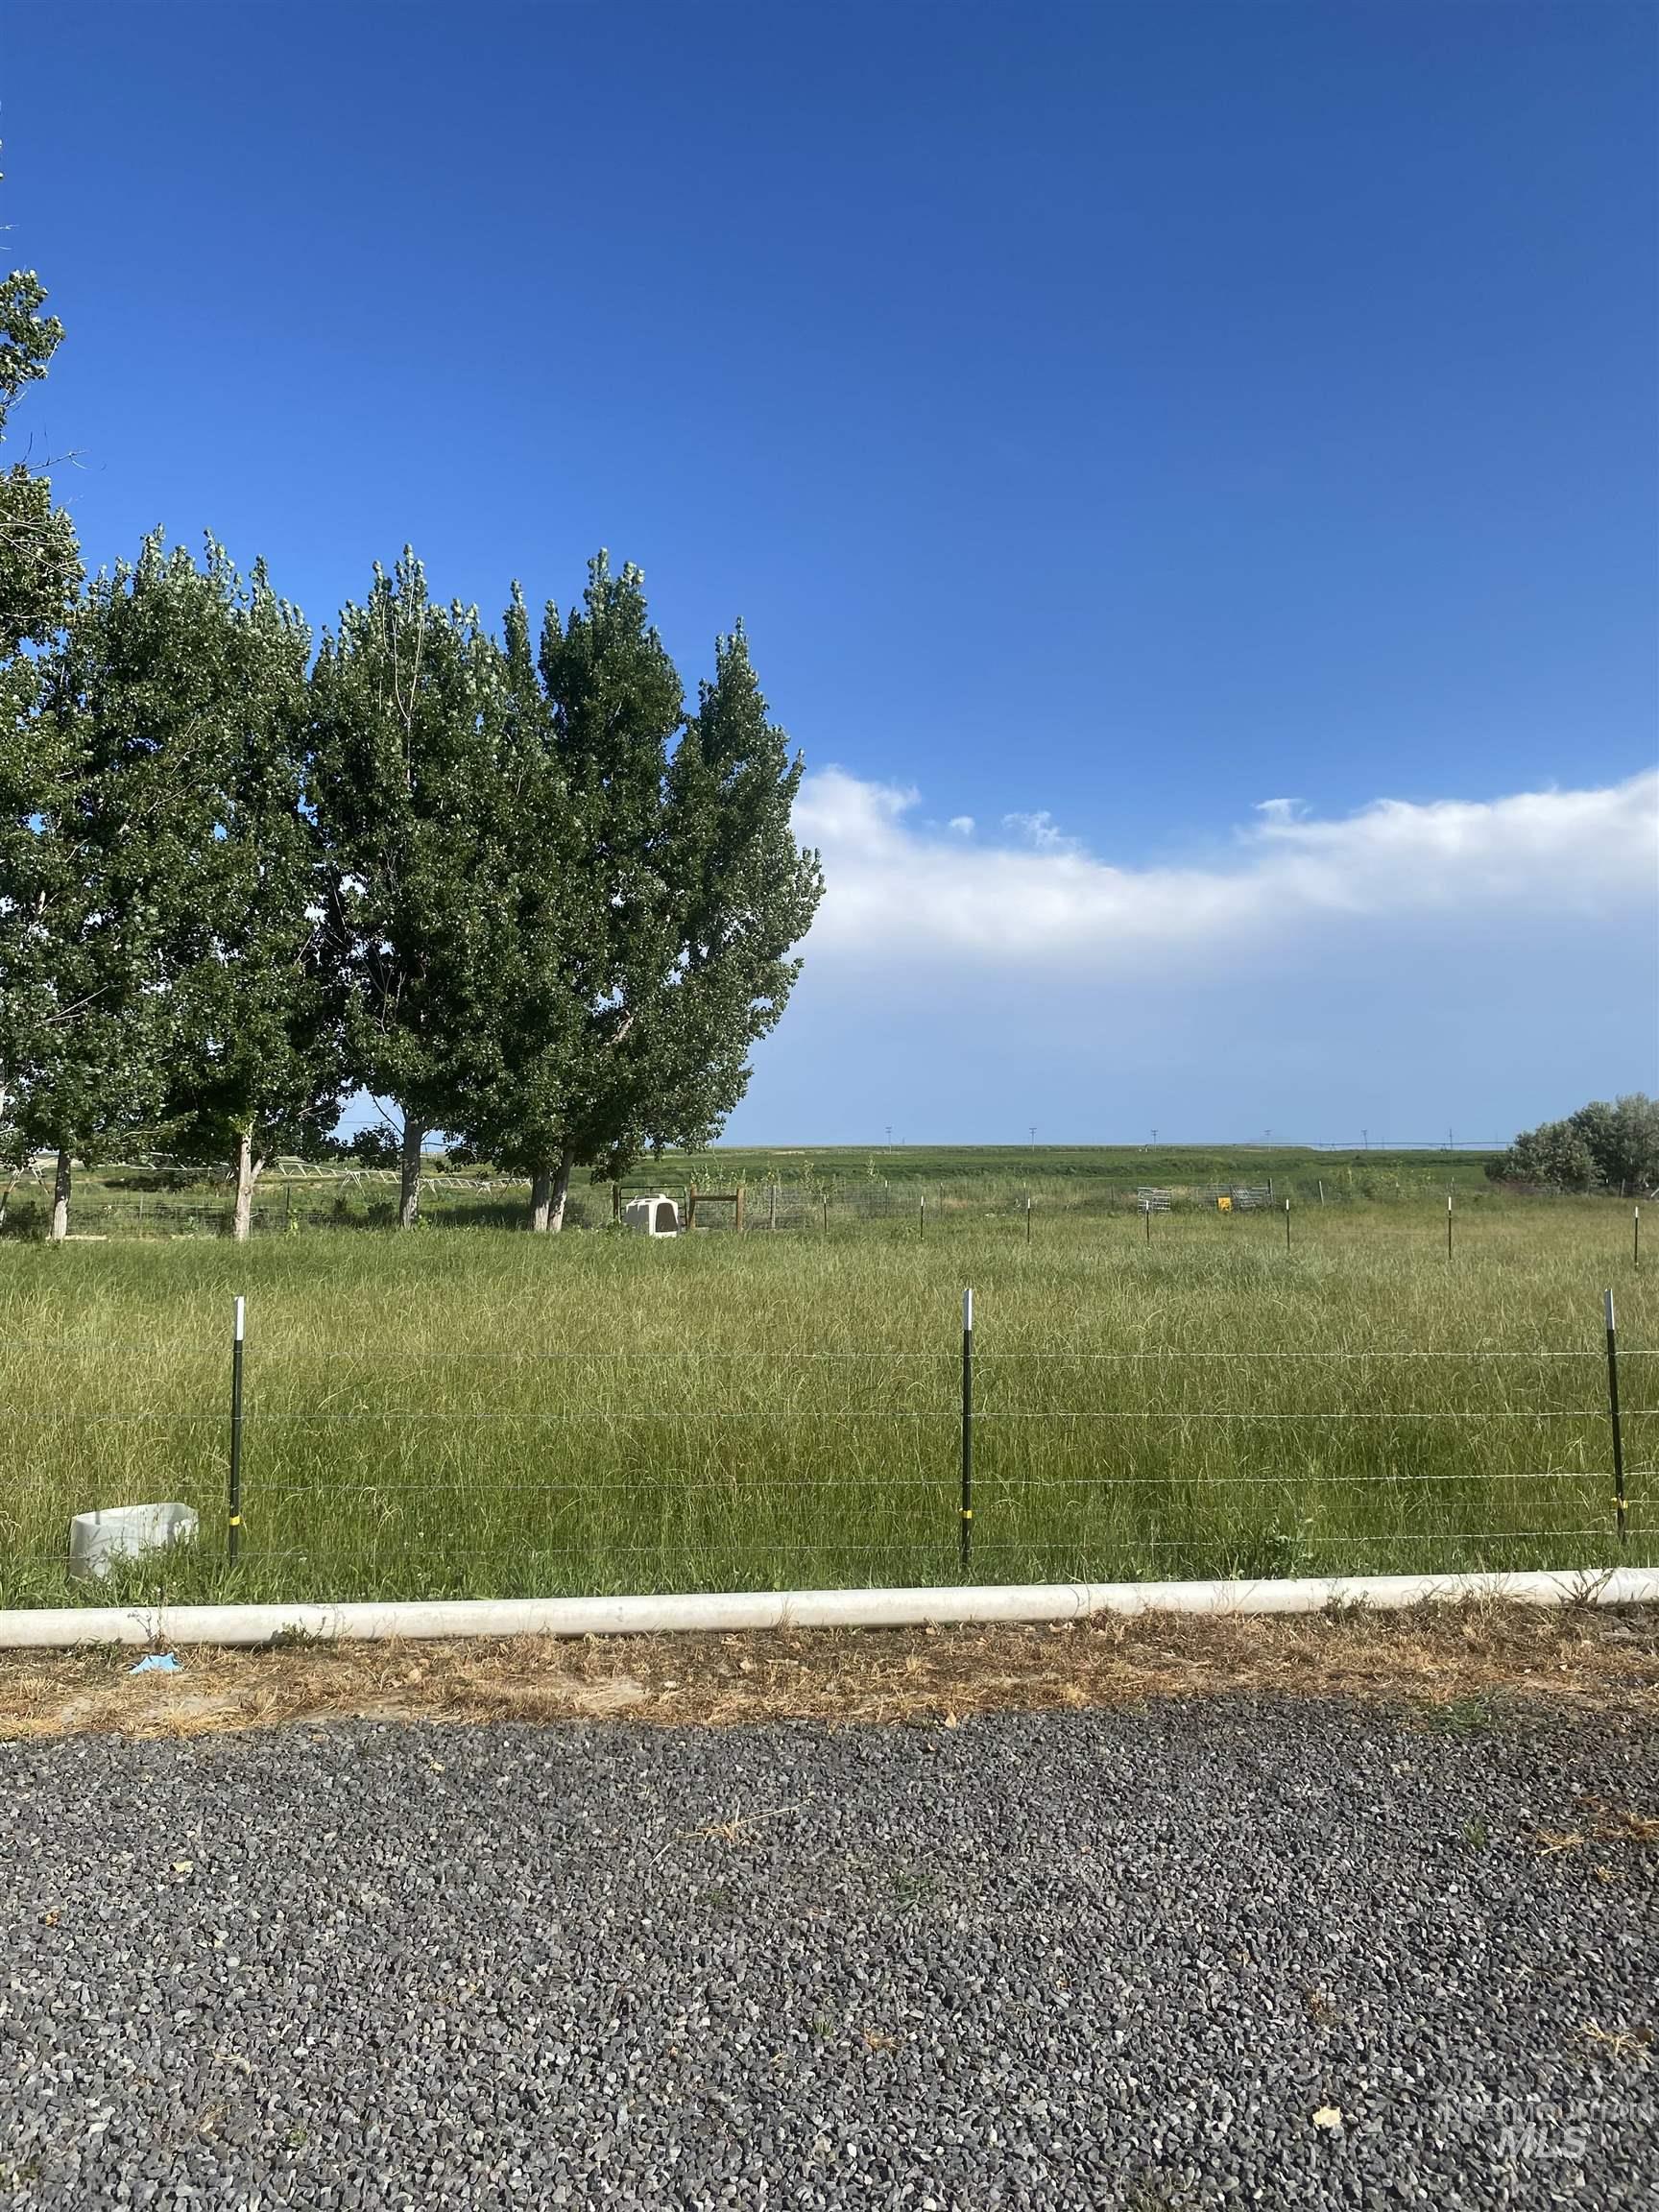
1605,1289,1627,1549
1635,1207,1642,1272
960,1288,974,1572
228,1296,246,1564
1447,1193,1454,1262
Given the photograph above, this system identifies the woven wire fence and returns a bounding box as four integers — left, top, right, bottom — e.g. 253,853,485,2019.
1,1293,1652,1605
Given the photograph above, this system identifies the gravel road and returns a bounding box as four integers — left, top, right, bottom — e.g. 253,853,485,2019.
1,1697,1654,2209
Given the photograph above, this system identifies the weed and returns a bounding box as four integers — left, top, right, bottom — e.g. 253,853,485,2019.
1417,1697,1496,1737
887,1864,937,1907
262,1623,326,1652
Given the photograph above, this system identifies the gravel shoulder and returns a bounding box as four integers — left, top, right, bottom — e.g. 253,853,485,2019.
2,1692,1655,2210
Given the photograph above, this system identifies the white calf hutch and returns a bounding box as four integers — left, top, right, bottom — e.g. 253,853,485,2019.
623,1193,682,1237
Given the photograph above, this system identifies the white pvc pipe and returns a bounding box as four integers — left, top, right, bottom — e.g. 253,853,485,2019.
0,1566,1653,1649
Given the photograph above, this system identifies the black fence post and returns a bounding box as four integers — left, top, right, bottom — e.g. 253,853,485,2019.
1635,1206,1641,1272
960,1287,974,1573
228,1294,246,1564
1605,1289,1627,1550
1285,1198,1292,1254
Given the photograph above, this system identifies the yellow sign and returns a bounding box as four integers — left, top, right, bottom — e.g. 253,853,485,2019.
1216,1195,1233,1213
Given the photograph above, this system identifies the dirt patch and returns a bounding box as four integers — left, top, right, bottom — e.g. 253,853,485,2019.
1,1599,1655,1743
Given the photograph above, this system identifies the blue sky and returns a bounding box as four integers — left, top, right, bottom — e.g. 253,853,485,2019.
6,1,1655,1143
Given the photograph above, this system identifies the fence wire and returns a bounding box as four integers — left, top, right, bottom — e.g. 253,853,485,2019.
1,1292,1652,1605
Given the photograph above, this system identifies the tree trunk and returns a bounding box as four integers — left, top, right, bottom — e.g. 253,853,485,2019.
547,1141,575,1232
230,1133,262,1242
399,1118,425,1230
528,1140,576,1233
50,1147,71,1244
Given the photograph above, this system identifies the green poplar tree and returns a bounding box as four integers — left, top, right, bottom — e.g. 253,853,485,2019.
655,621,823,1147
11,544,203,1237
462,554,822,1229
312,553,518,1227
0,254,87,1225
452,581,593,1229
162,541,347,1238
0,261,79,654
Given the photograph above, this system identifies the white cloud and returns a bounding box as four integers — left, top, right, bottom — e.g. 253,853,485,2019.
947,815,975,836
1001,807,1076,853
793,766,1659,971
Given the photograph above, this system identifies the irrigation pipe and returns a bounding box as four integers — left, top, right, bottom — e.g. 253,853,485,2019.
1,1567,1656,1650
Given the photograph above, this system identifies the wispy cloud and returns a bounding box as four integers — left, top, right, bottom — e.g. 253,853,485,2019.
794,767,1659,970
1001,808,1077,853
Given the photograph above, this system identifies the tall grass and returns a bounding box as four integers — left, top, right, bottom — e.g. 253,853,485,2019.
0,1199,1650,1607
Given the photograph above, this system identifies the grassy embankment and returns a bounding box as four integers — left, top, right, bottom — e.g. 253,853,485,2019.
0,1192,1650,1607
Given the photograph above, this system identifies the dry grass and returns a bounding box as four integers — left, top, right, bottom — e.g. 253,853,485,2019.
1535,1797,1659,1858
1,1598,1654,1743
1578,2019,1656,2065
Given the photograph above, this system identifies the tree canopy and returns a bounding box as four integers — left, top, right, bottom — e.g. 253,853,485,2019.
432,554,826,1229
0,256,82,1199
311,555,521,1227
0,249,826,1238
1488,1095,1659,1194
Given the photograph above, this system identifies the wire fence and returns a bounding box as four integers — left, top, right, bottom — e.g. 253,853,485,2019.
1,1289,1653,1606
9,1159,1639,1242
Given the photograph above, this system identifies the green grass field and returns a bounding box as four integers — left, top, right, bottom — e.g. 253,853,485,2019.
0,1186,1650,1609
2,1141,1509,1240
